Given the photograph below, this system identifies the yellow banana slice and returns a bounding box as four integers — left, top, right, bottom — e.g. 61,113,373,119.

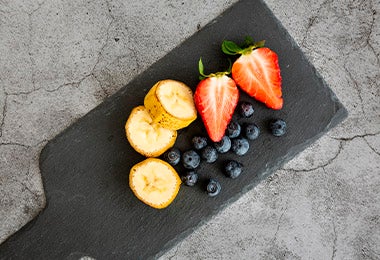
129,158,181,209
144,79,197,130
125,106,177,157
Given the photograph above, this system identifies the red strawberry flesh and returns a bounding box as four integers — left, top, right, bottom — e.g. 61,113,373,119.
232,47,283,110
194,75,239,142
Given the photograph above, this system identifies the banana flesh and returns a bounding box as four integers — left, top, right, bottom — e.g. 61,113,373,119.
144,79,197,130
125,106,177,157
129,158,181,209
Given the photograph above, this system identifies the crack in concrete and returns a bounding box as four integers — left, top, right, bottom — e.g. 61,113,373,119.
167,243,181,260
271,201,289,243
50,61,122,96
91,73,109,97
331,131,380,142
301,16,318,47
27,15,37,92
9,164,41,205
91,0,116,74
44,71,100,94
363,136,380,156
2,0,129,104
1,1,46,97
0,142,30,148
343,64,366,115
366,0,380,68
300,0,333,47
331,132,380,158
25,1,47,92
1,138,47,149
9,0,116,97
0,129,49,150
45,79,82,93
42,0,116,97
105,0,115,21
323,167,338,260
0,93,8,138
344,0,380,68
285,139,344,173
27,17,36,92
301,0,380,76
285,130,380,173
1,145,41,204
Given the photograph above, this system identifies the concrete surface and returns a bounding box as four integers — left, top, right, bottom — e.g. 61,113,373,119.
0,0,379,259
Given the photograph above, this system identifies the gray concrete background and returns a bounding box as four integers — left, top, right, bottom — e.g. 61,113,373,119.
0,0,379,259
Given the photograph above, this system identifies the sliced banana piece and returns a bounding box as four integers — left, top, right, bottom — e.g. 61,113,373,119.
144,79,197,130
129,158,181,209
125,106,177,157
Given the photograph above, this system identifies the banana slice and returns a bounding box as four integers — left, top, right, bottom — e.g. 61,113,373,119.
129,158,181,209
125,106,177,157
144,79,197,130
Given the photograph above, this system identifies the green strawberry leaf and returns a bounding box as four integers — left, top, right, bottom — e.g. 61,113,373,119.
198,58,231,80
223,37,266,56
244,36,254,47
222,40,244,55
198,58,206,80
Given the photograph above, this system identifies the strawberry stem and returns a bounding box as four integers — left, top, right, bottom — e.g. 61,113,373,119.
222,37,265,55
198,58,231,80
198,58,207,79
244,36,254,47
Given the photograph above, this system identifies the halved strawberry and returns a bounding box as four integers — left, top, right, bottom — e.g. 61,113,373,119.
194,59,239,142
222,38,283,110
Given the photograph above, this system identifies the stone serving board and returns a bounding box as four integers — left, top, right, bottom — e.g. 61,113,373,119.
0,0,347,259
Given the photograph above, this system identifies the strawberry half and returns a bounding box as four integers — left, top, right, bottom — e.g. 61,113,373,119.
194,59,239,142
222,38,283,110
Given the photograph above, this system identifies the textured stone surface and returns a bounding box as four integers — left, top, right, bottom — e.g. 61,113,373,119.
0,0,379,259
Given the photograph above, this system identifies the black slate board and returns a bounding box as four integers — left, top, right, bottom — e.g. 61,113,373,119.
0,0,347,259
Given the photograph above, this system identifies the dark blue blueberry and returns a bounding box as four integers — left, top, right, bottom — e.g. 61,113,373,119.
201,146,218,163
192,136,208,150
224,160,243,179
239,101,255,118
269,119,287,137
231,138,250,156
244,123,260,140
182,150,200,169
163,147,181,166
206,179,221,197
226,121,241,138
181,171,198,186
213,136,231,153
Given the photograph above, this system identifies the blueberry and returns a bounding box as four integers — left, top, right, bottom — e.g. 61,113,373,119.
163,147,181,166
244,123,260,140
224,160,243,179
231,138,250,156
182,150,200,169
239,101,254,118
269,119,287,137
226,121,241,138
201,146,218,163
192,136,208,150
181,171,198,186
213,136,231,153
206,179,221,197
